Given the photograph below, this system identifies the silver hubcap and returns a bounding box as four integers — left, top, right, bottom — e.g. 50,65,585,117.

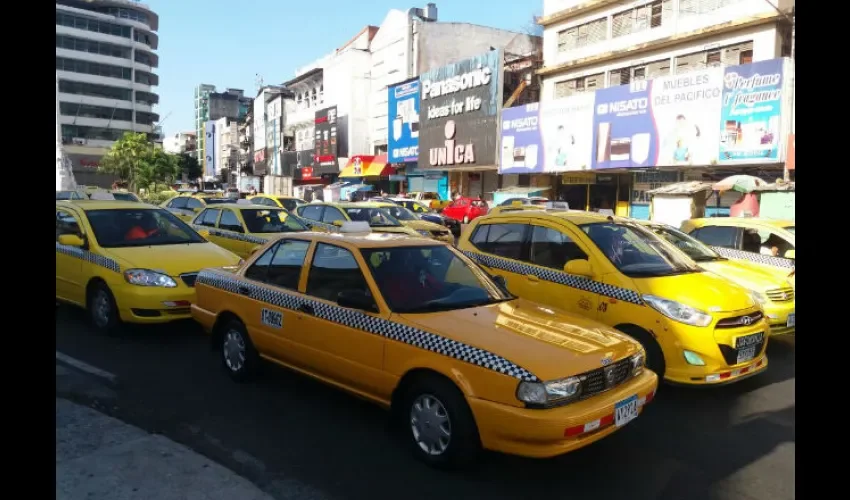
223,330,246,372
92,290,111,327
410,394,451,456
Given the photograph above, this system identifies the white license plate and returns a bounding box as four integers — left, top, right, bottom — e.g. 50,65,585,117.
615,395,639,427
787,313,795,327
736,346,756,364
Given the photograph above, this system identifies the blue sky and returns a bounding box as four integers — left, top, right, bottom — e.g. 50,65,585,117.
149,0,540,136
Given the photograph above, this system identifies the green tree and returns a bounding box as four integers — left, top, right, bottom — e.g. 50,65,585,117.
177,153,202,181
98,132,181,192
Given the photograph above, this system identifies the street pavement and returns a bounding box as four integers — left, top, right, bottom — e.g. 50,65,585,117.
56,306,795,500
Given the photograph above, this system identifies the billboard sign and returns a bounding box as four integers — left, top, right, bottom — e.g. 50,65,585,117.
313,106,338,171
388,79,420,164
418,49,503,170
499,103,542,174
540,93,596,172
204,121,217,177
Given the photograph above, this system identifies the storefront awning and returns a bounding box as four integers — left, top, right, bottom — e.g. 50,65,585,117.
339,154,393,178
494,186,551,195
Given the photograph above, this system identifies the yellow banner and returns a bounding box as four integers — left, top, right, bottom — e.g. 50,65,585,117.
561,173,596,185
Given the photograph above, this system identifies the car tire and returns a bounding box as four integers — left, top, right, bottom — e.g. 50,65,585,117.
463,215,470,224
618,325,666,380
399,374,481,470
219,318,260,383
88,282,121,334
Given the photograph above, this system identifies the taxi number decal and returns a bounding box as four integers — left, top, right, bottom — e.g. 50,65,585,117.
261,308,283,329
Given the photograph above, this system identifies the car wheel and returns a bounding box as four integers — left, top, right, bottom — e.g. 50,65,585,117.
88,282,121,334
400,374,480,470
463,215,470,224
220,319,260,382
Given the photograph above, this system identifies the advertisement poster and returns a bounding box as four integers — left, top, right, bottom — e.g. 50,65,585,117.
204,121,217,177
541,93,595,172
313,106,338,170
418,49,503,170
651,67,723,166
388,79,420,164
591,81,655,169
499,103,541,174
718,58,785,163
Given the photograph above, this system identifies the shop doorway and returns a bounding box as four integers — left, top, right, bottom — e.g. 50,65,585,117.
589,184,617,212
557,185,588,211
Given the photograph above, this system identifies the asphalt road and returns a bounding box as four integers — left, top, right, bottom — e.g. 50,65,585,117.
56,307,795,500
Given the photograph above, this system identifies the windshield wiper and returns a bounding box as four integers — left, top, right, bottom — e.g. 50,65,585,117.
399,299,492,314
691,255,723,262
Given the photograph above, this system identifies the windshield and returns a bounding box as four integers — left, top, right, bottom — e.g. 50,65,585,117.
382,205,417,221
579,222,701,277
344,207,402,227
86,208,206,248
110,192,140,202
784,226,795,235
241,209,308,233
647,225,722,262
363,246,511,313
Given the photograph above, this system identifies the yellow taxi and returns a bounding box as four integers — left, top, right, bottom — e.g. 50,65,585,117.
56,200,241,332
294,201,420,237
680,217,795,287
56,189,141,202
191,202,309,259
407,191,452,211
639,221,795,336
160,192,236,222
457,208,769,386
369,201,454,244
191,222,657,468
248,194,307,212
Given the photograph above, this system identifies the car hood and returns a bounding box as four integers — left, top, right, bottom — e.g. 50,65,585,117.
402,219,447,232
699,259,790,294
106,242,241,276
397,298,639,382
631,271,756,313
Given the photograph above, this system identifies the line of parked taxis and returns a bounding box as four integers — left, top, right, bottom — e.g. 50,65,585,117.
55,191,794,469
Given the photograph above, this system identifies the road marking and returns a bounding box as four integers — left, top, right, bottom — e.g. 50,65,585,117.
55,351,117,385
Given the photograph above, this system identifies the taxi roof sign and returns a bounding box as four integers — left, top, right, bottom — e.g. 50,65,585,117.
339,221,371,234
236,199,252,205
89,191,116,201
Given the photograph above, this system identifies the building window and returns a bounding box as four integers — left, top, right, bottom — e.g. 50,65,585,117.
105,7,151,27
557,18,608,52
56,57,131,80
134,51,155,66
679,0,743,16
135,71,158,86
136,112,160,126
554,73,604,98
59,80,133,101
60,102,133,122
135,91,159,106
56,12,131,38
61,124,126,142
56,35,131,59
675,41,753,74
608,60,671,87
133,30,153,47
612,0,670,38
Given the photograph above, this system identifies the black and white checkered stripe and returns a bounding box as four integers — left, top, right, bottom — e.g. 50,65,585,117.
196,269,540,382
55,242,120,273
192,225,268,245
712,246,795,269
462,251,644,306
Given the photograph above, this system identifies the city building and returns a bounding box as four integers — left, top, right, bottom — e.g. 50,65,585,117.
528,0,795,217
163,131,196,155
56,0,160,186
195,85,252,171
192,84,215,159
214,117,239,183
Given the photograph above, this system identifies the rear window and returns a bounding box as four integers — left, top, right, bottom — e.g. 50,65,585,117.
111,192,140,202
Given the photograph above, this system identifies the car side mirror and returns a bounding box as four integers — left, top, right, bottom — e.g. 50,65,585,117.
337,290,377,312
784,249,795,259
564,259,593,278
58,234,85,247
332,220,344,227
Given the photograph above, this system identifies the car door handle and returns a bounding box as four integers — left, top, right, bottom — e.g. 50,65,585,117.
237,286,252,296
298,303,315,315
526,274,539,283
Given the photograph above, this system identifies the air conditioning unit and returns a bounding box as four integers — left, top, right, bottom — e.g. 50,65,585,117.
72,137,87,145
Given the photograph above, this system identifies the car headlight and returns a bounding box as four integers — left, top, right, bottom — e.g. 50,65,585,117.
124,269,177,288
517,376,581,407
630,352,645,376
642,295,712,327
749,290,767,308
416,229,430,237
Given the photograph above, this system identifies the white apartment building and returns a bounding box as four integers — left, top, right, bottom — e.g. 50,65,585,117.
163,131,196,155
538,0,793,98
214,117,238,178
56,0,160,175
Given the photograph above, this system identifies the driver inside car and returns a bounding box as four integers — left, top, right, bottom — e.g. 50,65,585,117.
373,250,443,309
124,213,160,241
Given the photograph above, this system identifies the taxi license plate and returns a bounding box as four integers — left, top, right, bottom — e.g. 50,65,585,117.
615,395,639,427
787,313,795,328
737,346,756,364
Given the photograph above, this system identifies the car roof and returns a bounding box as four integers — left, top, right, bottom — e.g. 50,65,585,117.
221,203,276,210
57,200,156,211
281,231,443,249
489,208,616,225
326,202,385,208
690,217,794,229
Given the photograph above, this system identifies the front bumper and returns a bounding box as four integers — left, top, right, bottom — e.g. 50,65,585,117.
468,370,658,459
763,302,795,336
113,283,197,324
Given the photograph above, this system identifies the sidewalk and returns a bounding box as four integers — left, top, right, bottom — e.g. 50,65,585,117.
56,398,273,500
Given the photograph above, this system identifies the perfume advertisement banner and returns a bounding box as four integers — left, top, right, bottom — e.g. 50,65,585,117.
718,58,785,163
388,79,420,164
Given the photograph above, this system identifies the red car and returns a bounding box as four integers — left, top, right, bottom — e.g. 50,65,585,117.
441,197,489,224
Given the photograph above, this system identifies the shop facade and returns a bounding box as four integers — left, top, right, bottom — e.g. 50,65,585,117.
417,49,504,202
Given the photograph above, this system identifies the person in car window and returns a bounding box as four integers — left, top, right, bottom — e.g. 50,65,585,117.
125,213,160,241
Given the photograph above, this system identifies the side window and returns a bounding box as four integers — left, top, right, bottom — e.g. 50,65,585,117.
244,243,277,282
56,210,81,240
693,226,739,248
470,224,490,245
321,207,346,224
281,200,298,211
306,243,371,303
266,240,311,290
530,225,587,270
756,230,794,257
471,223,529,260
169,197,188,209
219,211,244,232
198,209,220,227
185,198,204,210
299,205,324,221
